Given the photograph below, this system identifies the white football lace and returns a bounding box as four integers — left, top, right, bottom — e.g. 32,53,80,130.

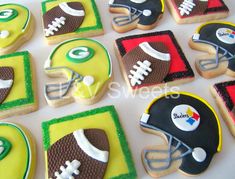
44,16,66,37
54,160,80,179
129,60,152,87
178,0,196,16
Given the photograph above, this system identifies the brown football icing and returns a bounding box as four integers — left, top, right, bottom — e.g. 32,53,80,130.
0,67,14,104
47,129,109,179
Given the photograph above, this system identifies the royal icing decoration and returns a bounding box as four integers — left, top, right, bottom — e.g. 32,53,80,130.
54,160,81,179
0,4,31,53
0,30,10,39
213,80,235,137
140,92,222,177
41,0,103,43
115,31,194,91
171,104,200,132
0,137,11,160
129,60,152,87
191,22,235,77
44,16,66,37
109,0,164,32
0,122,35,179
73,130,109,163
178,0,196,16
44,38,112,107
42,106,137,179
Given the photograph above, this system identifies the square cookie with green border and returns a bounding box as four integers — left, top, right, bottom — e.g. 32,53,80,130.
41,0,103,44
42,106,137,179
0,51,38,119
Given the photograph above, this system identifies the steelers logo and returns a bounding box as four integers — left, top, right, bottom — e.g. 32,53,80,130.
216,28,235,45
171,104,200,132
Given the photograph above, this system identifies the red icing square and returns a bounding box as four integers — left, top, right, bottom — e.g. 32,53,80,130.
121,34,187,74
226,85,235,105
208,0,223,8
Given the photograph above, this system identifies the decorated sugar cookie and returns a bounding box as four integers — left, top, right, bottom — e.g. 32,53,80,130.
189,22,235,79
140,92,222,177
115,31,195,93
0,122,36,179
41,0,103,44
0,3,34,55
42,106,137,179
0,51,38,119
211,80,235,137
109,0,164,33
166,0,229,24
44,38,112,107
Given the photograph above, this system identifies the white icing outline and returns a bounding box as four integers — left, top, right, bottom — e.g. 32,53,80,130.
0,122,32,179
73,130,109,163
0,79,13,89
55,160,80,179
44,17,66,37
216,28,235,45
128,60,152,86
0,9,13,19
59,2,85,17
130,0,147,3
139,42,171,61
68,47,90,60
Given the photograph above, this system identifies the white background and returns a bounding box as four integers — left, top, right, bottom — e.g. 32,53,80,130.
1,0,235,178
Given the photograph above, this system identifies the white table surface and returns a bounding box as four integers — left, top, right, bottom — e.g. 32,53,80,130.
1,0,235,178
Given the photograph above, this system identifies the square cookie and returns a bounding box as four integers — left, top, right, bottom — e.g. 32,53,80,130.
115,31,195,93
166,0,229,24
211,80,235,137
42,106,137,179
0,51,38,119
41,0,103,44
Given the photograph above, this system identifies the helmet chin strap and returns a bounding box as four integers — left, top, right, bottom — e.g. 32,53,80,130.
141,122,193,171
193,39,235,71
110,4,142,26
44,67,83,100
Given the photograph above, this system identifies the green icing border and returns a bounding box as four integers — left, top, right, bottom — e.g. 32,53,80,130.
0,122,31,179
0,51,35,111
41,0,103,33
42,106,137,179
0,3,30,31
49,38,112,76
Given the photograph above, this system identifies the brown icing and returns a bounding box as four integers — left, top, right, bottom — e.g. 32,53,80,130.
0,67,14,104
47,129,109,179
43,2,85,37
123,42,171,87
232,107,235,116
174,0,208,16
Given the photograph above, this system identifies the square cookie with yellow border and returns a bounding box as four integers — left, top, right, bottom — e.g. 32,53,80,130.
0,51,38,119
42,106,137,179
41,0,103,44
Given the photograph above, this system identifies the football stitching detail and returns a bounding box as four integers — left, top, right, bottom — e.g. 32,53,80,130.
54,160,81,179
178,0,196,16
44,16,66,37
128,60,152,86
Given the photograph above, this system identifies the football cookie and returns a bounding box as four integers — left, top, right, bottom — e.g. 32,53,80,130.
0,3,34,55
0,122,36,179
42,106,137,179
140,92,222,177
41,0,103,44
0,51,38,119
109,0,164,33
115,31,195,93
166,0,229,24
189,22,235,79
44,38,112,107
211,80,235,137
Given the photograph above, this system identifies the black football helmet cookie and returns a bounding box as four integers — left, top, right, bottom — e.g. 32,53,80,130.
109,0,164,32
191,22,235,74
140,92,222,177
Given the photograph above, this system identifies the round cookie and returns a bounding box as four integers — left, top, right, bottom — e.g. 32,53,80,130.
0,122,36,179
0,3,34,55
